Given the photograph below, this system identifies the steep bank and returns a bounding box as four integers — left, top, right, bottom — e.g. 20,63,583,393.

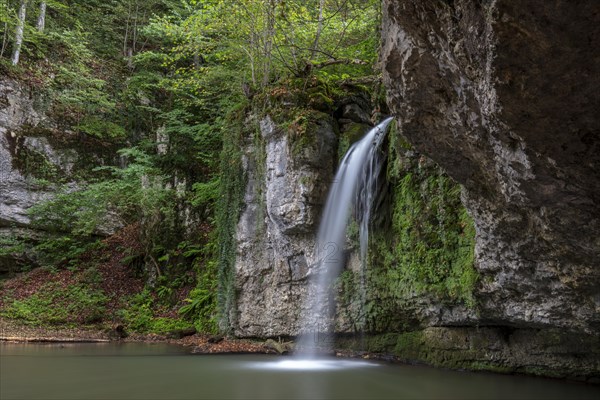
226,80,479,340
0,78,120,276
378,0,599,380
228,80,382,337
381,0,600,334
224,0,600,381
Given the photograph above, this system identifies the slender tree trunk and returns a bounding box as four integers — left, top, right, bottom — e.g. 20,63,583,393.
1,21,8,58
131,2,139,53
310,0,325,60
11,0,27,65
36,1,46,32
262,0,276,87
127,47,133,69
241,45,255,86
239,2,257,86
123,1,131,57
1,0,9,57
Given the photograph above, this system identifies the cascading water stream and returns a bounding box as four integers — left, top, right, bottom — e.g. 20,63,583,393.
296,117,394,357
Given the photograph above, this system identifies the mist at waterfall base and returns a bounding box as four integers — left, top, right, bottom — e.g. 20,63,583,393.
292,116,394,361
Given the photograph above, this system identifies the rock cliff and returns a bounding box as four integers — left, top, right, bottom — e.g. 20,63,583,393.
0,79,51,230
381,0,600,334
0,79,117,274
234,0,600,382
233,114,336,337
231,87,377,337
231,1,599,380
0,79,56,274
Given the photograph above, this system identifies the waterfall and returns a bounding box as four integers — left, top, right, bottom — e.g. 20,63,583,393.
297,117,394,357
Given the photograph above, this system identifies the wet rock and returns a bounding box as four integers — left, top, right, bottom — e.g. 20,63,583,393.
381,0,600,334
337,327,600,382
207,335,223,344
264,338,293,354
341,104,371,125
234,114,337,337
106,324,128,340
166,327,196,339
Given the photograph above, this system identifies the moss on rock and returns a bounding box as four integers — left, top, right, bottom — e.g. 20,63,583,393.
335,327,600,382
347,124,478,333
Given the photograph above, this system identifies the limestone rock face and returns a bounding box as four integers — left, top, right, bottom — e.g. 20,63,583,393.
0,80,58,274
381,0,600,333
234,115,337,337
0,80,51,229
0,79,119,274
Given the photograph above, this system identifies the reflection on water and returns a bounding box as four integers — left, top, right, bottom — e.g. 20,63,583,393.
1,343,598,400
243,357,379,370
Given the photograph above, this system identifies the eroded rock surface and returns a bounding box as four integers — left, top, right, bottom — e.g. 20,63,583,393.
0,79,119,274
381,0,600,333
234,114,337,337
0,80,51,228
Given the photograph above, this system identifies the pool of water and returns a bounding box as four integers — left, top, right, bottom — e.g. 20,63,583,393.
1,342,598,399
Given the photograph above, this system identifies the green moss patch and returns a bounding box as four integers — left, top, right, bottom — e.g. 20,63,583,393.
1,281,107,326
336,327,600,381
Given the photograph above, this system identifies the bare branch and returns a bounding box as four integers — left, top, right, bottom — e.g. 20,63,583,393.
339,75,382,86
311,58,368,69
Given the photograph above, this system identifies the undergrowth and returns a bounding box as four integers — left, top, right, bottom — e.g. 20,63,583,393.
1,282,107,326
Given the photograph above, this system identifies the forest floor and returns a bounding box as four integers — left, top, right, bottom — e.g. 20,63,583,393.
0,223,273,354
0,227,276,355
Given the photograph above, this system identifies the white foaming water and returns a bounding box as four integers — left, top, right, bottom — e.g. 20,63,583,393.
296,117,394,357
244,358,379,371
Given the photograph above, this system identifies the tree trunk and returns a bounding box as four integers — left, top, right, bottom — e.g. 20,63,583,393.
261,0,277,87
36,1,46,32
131,2,140,53
1,21,8,58
310,0,325,60
126,47,133,69
123,1,131,57
11,0,27,65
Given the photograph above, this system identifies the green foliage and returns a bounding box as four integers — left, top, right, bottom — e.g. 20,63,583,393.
174,231,219,334
44,29,124,139
29,235,101,269
0,233,30,275
118,289,189,334
1,0,385,337
27,146,173,267
214,103,248,333
380,172,477,303
273,0,380,79
357,136,478,332
190,179,219,212
1,282,107,326
0,234,25,257
11,143,62,184
75,117,126,139
179,285,216,333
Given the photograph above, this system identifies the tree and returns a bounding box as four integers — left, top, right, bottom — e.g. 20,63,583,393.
0,1,11,58
11,0,27,65
120,0,174,65
36,1,46,32
310,0,325,60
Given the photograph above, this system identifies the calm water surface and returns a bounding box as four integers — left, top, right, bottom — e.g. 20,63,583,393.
1,342,598,400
